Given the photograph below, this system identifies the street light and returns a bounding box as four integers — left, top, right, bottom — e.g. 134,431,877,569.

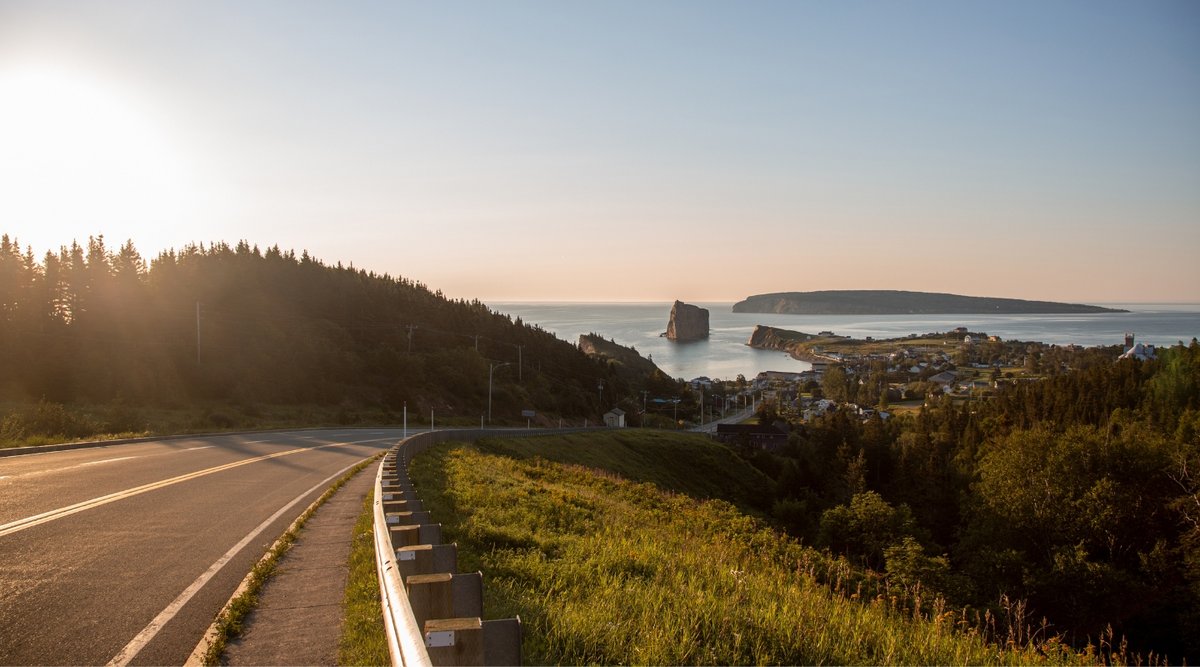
488,362,511,424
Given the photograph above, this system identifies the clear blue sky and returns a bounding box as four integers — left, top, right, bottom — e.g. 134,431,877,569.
1,1,1197,303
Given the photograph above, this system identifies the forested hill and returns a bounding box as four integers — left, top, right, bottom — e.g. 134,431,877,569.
732,290,1126,314
0,235,677,422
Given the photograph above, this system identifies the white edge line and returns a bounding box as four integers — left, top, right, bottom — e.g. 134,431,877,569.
107,456,370,667
0,438,388,538
80,457,140,467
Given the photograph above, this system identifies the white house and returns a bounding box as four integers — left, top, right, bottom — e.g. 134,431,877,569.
1119,343,1157,362
603,408,626,428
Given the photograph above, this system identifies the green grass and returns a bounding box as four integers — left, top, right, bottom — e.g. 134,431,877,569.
472,430,776,512
338,488,390,666
410,436,1091,665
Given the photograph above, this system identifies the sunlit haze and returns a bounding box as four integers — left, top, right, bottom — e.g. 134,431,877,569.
1,1,1197,303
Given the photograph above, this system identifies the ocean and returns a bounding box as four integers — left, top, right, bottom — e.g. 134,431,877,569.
491,302,1200,382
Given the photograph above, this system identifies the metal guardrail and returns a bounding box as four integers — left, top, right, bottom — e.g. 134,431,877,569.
373,428,586,667
373,454,430,667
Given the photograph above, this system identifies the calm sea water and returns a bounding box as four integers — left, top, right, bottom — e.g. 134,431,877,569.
492,302,1200,382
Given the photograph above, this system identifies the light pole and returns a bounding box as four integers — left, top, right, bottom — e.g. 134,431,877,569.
488,362,511,424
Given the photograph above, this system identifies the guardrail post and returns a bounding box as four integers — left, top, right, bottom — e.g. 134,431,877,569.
396,544,458,579
389,523,442,548
483,618,522,666
383,498,424,512
406,572,483,628
424,618,485,666
387,511,433,528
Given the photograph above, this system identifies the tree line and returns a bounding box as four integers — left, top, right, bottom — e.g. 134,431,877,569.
0,235,681,427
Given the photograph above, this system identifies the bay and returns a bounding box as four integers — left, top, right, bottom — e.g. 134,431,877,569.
492,302,1200,382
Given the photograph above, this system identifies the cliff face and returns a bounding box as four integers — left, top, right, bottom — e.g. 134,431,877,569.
665,301,710,341
747,325,806,350
745,325,826,362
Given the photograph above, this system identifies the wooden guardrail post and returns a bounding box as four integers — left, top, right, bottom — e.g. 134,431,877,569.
424,618,485,666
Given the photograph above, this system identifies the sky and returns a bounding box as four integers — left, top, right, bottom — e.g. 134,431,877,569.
1,1,1197,304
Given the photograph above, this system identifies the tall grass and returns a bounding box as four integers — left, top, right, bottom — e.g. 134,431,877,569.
411,441,1095,665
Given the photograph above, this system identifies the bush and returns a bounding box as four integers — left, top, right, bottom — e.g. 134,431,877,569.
13,401,100,439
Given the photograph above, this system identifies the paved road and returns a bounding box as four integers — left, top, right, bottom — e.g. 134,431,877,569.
689,406,756,433
0,429,406,666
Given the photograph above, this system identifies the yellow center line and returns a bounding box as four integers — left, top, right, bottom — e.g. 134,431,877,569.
0,438,388,538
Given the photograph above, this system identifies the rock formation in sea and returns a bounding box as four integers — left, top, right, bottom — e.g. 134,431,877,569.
665,301,709,341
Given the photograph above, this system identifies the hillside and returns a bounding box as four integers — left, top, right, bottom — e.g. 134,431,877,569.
578,334,662,378
732,290,1126,314
409,432,1089,665
473,430,776,510
0,235,684,437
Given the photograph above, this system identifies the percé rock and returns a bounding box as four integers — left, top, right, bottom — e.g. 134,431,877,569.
732,290,1127,315
665,301,709,341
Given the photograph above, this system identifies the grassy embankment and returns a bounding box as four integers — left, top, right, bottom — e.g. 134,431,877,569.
410,430,1087,665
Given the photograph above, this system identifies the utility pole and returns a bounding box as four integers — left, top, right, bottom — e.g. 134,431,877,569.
641,390,648,427
195,301,201,366
474,335,480,352
598,379,604,410
517,345,523,383
488,362,510,424
406,325,416,354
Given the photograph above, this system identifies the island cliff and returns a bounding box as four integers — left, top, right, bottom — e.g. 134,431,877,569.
665,301,709,341
732,290,1126,315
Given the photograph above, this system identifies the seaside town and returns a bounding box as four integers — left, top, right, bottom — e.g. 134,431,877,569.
672,328,1165,450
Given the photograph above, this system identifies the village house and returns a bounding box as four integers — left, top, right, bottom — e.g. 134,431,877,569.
603,408,626,428
715,421,790,451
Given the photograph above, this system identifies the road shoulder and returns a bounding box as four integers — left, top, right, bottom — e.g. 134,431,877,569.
219,465,376,665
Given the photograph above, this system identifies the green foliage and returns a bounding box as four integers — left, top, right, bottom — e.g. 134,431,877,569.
0,400,103,445
818,491,924,570
821,364,852,403
962,422,1186,647
411,442,1077,666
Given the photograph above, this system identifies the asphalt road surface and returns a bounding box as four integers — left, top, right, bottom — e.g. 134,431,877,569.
0,429,406,666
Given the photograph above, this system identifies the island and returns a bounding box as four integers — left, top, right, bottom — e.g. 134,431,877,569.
732,290,1127,315
665,300,710,341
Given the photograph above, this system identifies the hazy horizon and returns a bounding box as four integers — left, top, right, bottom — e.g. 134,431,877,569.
2,1,1197,304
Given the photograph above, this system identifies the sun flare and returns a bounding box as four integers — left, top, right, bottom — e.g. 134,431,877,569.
0,64,192,247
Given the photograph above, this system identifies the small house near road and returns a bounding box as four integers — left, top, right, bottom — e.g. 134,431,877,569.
603,408,626,428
